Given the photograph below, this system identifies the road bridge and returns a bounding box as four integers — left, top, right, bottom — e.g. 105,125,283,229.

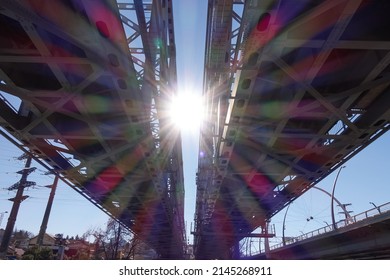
248,202,390,259
194,0,390,259
0,0,185,259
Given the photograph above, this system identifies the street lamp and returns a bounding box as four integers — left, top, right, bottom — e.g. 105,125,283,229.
369,202,381,214
282,203,291,246
331,166,346,230
323,221,329,226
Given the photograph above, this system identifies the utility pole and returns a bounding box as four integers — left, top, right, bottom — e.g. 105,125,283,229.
37,175,59,247
0,156,32,258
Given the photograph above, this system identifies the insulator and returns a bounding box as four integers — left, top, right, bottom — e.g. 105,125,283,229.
16,153,29,160
8,195,29,202
7,182,20,191
16,167,37,175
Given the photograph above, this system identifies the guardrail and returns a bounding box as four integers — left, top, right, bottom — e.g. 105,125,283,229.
270,201,390,251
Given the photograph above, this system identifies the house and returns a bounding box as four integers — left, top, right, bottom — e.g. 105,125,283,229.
28,233,67,259
29,233,56,247
65,239,94,260
0,229,29,259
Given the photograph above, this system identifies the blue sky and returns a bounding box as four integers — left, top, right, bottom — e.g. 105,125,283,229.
173,0,208,239
265,130,390,250
1,0,389,248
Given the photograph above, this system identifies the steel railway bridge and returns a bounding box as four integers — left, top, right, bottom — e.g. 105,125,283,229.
0,0,389,259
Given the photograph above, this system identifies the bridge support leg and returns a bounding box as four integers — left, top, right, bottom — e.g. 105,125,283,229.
232,241,240,259
263,223,271,259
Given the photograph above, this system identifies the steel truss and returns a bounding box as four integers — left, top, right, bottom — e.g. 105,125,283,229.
195,0,390,259
0,0,185,259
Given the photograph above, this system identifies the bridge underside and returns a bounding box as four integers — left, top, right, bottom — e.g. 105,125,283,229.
195,0,390,259
0,0,185,259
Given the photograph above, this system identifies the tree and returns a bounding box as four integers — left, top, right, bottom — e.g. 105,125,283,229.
11,229,33,251
82,218,141,260
22,246,54,260
12,229,33,245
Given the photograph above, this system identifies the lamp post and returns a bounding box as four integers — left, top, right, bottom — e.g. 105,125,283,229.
369,202,381,214
323,221,329,226
282,203,291,246
331,166,345,230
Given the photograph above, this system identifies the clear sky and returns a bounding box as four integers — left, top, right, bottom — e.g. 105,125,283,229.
269,130,390,246
1,0,389,249
173,0,208,240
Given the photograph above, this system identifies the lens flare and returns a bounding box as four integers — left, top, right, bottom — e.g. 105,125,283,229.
169,91,204,132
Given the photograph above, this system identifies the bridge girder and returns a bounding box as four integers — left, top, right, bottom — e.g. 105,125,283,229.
0,0,185,259
195,0,390,259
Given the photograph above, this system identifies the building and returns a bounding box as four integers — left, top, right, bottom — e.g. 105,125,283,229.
65,239,94,260
29,233,56,248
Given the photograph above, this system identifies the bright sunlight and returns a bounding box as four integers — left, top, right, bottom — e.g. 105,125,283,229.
169,90,204,133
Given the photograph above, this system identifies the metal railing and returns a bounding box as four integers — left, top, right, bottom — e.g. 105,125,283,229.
270,201,390,251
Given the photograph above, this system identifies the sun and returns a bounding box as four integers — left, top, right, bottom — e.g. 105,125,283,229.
169,90,204,132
